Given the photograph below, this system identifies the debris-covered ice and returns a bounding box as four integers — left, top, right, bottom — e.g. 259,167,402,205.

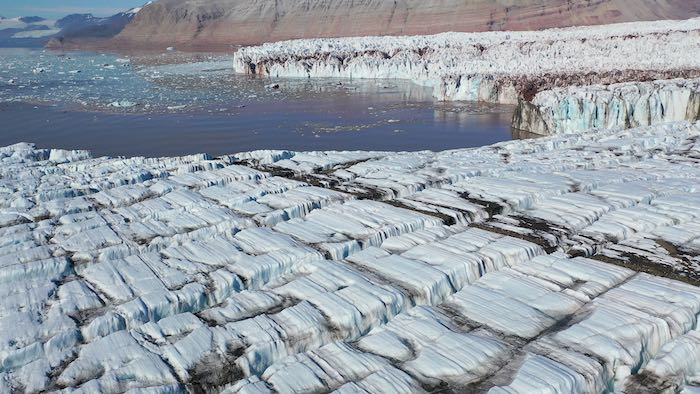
1,120,700,392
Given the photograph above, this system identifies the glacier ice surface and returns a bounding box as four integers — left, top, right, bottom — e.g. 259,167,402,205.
1,121,700,392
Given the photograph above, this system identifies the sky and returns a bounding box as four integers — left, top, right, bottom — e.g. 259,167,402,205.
0,0,146,19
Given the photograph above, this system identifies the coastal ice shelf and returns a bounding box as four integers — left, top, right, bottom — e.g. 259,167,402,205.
234,18,700,135
2,120,700,393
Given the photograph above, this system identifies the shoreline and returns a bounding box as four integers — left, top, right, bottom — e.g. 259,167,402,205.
45,37,240,54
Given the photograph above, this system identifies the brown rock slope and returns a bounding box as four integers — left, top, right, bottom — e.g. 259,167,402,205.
113,0,700,50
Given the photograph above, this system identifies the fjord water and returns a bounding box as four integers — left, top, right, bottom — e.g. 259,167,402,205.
0,48,516,157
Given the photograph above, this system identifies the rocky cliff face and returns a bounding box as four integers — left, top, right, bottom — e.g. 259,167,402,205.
114,0,700,49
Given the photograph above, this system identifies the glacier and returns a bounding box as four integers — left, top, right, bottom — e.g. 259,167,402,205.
514,78,700,135
233,18,700,135
2,120,700,393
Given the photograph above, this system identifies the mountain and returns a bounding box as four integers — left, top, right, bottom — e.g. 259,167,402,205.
46,8,143,48
0,7,144,48
113,0,700,50
0,16,59,46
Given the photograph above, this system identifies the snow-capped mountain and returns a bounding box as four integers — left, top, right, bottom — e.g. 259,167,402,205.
0,5,150,47
0,15,59,44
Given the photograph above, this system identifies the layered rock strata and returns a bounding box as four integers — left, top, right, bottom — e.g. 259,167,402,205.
115,0,700,49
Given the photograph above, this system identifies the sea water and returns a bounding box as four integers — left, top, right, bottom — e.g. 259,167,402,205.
0,48,518,157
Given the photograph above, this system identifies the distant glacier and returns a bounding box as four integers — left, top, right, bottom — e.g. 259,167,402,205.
234,18,700,135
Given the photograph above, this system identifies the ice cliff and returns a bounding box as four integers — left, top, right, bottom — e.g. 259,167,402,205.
3,120,700,392
234,17,700,135
513,78,700,135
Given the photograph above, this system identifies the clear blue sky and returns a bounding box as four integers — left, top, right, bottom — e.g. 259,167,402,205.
0,0,146,19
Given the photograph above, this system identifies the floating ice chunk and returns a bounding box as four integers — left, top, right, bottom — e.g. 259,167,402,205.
109,100,139,108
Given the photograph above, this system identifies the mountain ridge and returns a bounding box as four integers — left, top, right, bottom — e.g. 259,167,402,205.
113,0,700,50
0,7,144,48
